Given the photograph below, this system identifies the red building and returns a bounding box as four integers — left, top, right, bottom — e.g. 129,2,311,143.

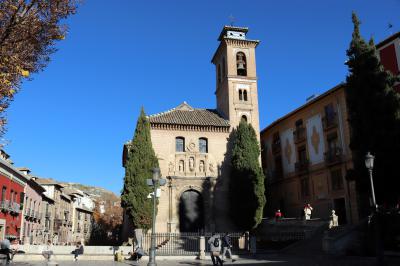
376,32,400,92
0,150,28,240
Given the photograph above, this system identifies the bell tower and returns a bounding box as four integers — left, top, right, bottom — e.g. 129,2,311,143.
212,26,261,137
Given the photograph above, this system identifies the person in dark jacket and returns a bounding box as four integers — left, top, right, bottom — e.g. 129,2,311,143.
221,233,235,262
72,242,84,261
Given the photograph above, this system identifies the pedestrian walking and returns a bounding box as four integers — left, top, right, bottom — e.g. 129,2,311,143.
221,233,235,263
72,241,84,261
0,238,12,263
304,203,313,220
208,233,223,266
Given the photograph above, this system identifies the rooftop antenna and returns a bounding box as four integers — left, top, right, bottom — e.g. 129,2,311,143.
228,14,235,26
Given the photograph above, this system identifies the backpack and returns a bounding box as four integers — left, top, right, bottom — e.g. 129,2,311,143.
213,237,220,248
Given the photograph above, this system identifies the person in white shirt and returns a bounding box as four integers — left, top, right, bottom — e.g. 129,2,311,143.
42,240,53,261
304,203,313,220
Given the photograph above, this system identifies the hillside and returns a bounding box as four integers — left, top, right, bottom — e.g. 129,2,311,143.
62,182,120,203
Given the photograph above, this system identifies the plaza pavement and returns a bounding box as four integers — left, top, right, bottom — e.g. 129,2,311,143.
9,254,400,266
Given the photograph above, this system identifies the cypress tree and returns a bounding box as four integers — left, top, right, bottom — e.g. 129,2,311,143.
121,107,159,230
345,12,400,214
229,120,266,231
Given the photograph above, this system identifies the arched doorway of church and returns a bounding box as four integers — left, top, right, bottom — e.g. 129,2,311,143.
179,190,205,232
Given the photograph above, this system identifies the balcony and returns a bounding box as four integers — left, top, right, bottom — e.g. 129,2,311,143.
273,169,284,180
293,126,306,143
322,113,338,131
10,202,20,214
295,159,309,174
324,147,343,166
0,200,10,211
272,141,281,154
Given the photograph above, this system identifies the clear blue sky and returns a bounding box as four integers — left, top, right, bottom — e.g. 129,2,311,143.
4,0,400,194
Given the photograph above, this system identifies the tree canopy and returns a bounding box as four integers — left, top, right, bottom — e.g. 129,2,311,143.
345,12,400,213
229,120,266,231
0,0,78,135
121,108,159,231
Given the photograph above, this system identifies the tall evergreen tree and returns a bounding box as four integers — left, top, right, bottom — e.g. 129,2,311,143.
121,107,159,230
229,120,266,231
346,12,400,215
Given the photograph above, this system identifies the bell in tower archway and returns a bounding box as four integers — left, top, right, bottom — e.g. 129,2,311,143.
236,52,247,76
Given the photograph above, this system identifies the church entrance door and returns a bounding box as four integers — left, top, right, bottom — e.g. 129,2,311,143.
179,190,204,232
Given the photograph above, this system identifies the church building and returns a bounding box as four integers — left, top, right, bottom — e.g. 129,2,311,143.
123,25,262,233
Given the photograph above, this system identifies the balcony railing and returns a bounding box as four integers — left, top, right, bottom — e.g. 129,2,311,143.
293,126,306,143
0,200,10,211
272,141,281,154
324,147,343,165
322,113,338,130
11,202,20,214
295,159,309,173
273,169,284,180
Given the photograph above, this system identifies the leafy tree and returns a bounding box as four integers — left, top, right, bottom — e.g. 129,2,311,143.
121,108,159,231
0,0,78,135
345,12,400,215
229,120,266,231
90,200,123,245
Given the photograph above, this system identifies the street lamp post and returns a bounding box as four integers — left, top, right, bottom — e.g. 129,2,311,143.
147,167,160,266
364,152,376,209
365,152,383,265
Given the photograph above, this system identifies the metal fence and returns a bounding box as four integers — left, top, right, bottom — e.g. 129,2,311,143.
142,232,249,256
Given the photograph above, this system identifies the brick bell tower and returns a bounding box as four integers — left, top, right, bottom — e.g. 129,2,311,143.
211,26,261,138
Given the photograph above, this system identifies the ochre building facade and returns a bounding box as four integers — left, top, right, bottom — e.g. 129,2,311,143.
260,31,400,225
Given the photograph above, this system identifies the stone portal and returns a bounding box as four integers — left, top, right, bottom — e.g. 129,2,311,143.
179,190,204,232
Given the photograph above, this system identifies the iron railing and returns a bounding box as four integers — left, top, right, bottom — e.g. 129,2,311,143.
324,147,343,165
322,113,338,130
141,232,248,256
293,126,306,143
295,159,309,173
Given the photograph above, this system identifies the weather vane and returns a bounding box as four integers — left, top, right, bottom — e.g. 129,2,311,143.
388,22,394,35
229,14,235,26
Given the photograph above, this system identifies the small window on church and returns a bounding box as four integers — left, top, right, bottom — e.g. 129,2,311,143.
236,52,247,76
241,115,248,123
199,138,208,153
243,90,248,101
239,89,243,101
176,137,185,152
218,64,221,84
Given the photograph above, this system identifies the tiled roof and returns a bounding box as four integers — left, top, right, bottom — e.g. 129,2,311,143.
148,102,230,127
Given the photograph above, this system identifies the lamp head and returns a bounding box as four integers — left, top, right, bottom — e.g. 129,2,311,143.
152,167,160,182
365,152,375,170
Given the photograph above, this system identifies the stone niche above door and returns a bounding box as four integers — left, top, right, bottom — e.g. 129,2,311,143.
167,153,218,177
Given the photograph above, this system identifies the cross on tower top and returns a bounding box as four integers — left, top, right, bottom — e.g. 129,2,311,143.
228,14,235,26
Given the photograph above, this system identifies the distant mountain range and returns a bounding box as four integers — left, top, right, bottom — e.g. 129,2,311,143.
61,182,120,203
